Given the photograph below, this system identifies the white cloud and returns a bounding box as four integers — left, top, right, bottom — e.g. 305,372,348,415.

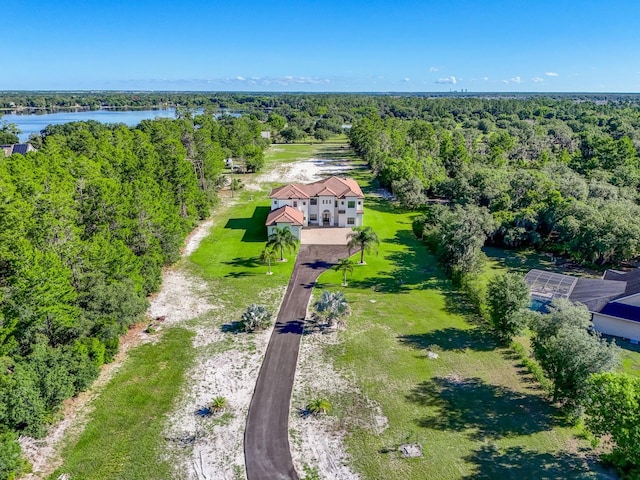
403,77,410,82
502,79,510,84
235,76,245,81
532,77,544,83
545,72,559,77
435,76,456,84
511,76,522,84
429,66,439,72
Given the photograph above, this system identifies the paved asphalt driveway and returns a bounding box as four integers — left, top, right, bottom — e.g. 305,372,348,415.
245,244,349,480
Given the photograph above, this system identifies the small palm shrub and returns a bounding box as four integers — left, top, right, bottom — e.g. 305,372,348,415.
241,304,273,332
210,396,228,412
307,398,332,416
314,291,350,327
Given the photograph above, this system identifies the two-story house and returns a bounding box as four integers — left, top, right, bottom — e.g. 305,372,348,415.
266,176,364,238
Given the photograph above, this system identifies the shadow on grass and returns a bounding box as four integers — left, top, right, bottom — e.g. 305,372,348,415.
603,333,640,354
442,288,487,324
461,444,607,479
225,271,256,278
224,206,270,242
220,321,244,333
399,327,497,352
224,256,261,268
407,376,560,440
348,230,437,294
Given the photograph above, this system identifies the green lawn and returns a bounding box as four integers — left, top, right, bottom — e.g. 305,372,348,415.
314,187,612,478
50,328,195,480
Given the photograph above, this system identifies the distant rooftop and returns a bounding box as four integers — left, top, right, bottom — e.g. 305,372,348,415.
525,268,640,314
524,270,578,302
1,143,36,156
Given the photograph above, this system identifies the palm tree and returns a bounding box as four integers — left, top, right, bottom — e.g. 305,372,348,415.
267,226,299,262
347,226,380,264
260,246,278,275
306,398,332,416
333,258,354,286
314,290,350,327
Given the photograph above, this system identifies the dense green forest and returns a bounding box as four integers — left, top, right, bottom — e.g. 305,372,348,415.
3,92,640,478
348,97,640,266
0,112,267,478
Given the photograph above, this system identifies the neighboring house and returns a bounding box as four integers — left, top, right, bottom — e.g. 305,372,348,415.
1,143,36,157
266,176,364,239
525,268,640,342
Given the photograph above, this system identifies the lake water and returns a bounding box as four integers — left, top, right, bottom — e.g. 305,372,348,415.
2,109,177,142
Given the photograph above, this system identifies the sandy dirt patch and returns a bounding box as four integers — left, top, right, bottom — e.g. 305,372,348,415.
246,157,353,190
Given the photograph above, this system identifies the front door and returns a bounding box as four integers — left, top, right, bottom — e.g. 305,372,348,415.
322,210,331,226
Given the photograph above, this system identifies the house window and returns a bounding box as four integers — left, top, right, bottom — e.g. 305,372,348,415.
293,201,298,207
273,200,278,205
310,214,317,221
303,201,306,205
335,201,338,207
310,198,317,205
358,201,362,205
347,217,355,225
348,200,356,208
341,201,344,205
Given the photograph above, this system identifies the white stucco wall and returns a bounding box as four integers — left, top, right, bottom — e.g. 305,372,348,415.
267,222,301,240
592,313,640,341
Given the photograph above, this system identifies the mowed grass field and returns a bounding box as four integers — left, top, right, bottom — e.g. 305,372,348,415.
314,175,615,478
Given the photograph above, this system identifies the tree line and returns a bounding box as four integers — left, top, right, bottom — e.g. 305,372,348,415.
351,97,640,267
0,112,266,478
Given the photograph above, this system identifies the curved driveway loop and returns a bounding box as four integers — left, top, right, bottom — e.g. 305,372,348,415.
245,244,349,480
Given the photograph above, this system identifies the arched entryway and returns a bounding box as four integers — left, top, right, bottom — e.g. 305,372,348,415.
322,210,331,226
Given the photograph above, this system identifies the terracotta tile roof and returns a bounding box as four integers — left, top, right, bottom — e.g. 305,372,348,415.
269,176,364,200
315,186,338,196
265,205,304,226
269,183,310,200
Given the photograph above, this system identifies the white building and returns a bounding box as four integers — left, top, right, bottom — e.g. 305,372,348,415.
265,176,364,238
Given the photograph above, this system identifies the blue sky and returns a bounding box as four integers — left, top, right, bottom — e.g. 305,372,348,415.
2,0,640,92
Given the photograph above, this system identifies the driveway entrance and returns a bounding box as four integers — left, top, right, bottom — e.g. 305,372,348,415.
244,244,349,480
300,227,352,245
